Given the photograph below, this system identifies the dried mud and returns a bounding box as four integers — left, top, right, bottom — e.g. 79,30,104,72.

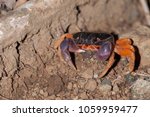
0,0,150,100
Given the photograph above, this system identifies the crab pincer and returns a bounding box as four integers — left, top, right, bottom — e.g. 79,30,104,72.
59,37,85,69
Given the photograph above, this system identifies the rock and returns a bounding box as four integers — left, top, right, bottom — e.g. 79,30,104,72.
47,94,56,100
85,79,97,91
98,84,112,95
70,94,78,100
40,90,48,97
131,79,150,99
39,89,44,95
93,73,98,79
113,85,119,92
79,92,88,99
32,92,37,97
80,69,93,79
46,75,64,96
67,82,73,90
77,79,87,88
101,79,112,85
124,74,137,85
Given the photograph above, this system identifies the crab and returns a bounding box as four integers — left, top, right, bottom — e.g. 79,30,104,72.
54,32,135,78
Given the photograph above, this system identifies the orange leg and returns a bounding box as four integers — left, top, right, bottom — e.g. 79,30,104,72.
114,43,135,72
99,52,115,78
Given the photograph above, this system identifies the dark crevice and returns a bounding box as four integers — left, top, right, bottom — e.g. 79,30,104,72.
21,33,28,43
76,6,81,14
15,41,21,71
64,24,71,33
147,0,150,10
75,1,90,31
75,5,81,23
75,5,80,27
0,55,8,77
21,29,40,43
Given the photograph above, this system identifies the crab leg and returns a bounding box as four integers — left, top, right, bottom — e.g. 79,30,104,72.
95,41,114,78
99,52,115,78
59,38,85,69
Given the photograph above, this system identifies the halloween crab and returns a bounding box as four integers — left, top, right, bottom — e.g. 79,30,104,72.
54,32,135,78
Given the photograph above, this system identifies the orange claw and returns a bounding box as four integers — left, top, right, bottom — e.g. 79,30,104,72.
114,38,135,72
116,38,132,45
99,38,135,78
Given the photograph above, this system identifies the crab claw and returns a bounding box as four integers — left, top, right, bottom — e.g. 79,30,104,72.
60,38,85,69
96,41,112,61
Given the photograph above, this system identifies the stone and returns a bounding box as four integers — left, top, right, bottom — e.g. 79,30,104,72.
79,92,88,99
101,78,112,85
113,85,120,92
67,82,73,90
77,79,87,88
98,84,112,95
131,79,150,99
85,79,97,91
93,73,98,79
46,75,64,96
40,90,48,97
47,94,56,100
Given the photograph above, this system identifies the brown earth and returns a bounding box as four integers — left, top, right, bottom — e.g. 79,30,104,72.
0,0,150,100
